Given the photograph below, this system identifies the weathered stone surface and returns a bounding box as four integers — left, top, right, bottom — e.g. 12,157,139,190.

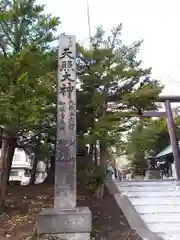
38,233,90,240
55,35,77,209
37,207,92,234
36,35,92,240
54,160,76,209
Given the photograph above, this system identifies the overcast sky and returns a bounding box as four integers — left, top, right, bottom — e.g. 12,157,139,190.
37,0,180,98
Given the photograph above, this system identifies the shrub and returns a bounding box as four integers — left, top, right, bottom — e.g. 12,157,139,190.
78,165,107,194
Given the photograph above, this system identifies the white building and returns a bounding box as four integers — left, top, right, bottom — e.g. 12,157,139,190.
9,148,32,184
0,148,47,185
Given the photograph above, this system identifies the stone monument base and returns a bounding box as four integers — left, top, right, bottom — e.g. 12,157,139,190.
38,233,90,240
37,207,92,240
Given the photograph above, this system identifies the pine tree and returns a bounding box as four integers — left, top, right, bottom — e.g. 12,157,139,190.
77,24,163,169
0,0,60,208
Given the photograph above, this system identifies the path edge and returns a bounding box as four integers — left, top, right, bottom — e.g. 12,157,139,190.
105,178,165,240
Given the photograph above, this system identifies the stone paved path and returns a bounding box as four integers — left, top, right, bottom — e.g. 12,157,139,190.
114,179,180,240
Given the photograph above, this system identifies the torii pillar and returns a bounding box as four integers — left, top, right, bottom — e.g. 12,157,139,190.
159,96,180,179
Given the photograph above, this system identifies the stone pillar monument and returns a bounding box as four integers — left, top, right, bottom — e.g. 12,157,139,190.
37,35,92,239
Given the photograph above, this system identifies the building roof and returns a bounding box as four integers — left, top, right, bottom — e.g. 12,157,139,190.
156,141,180,158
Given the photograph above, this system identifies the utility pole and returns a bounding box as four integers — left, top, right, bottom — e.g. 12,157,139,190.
86,0,91,49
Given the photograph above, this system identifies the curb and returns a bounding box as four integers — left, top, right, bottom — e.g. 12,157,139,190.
105,178,165,240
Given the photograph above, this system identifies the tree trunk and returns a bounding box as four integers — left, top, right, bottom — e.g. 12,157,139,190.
7,138,16,184
87,144,94,166
30,153,38,184
46,155,55,183
30,136,41,184
94,184,104,199
99,142,108,170
99,94,108,170
94,142,98,165
0,133,16,210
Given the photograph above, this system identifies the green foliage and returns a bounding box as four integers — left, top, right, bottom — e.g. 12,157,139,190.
77,24,163,154
0,0,59,148
126,117,172,172
122,80,163,112
78,166,107,193
0,2,165,171
0,0,60,54
127,118,169,156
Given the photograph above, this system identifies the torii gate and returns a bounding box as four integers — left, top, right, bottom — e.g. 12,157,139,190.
111,95,180,179
151,96,180,179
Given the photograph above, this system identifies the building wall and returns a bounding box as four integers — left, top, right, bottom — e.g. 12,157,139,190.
9,168,26,182
0,148,47,184
0,148,32,183
11,148,32,169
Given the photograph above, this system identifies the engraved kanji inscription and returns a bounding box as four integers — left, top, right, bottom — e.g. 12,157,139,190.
58,101,65,107
56,139,75,161
68,111,76,130
56,141,68,161
61,71,74,82
59,83,74,98
70,136,76,146
58,101,65,112
61,60,73,70
69,100,76,111
59,84,66,96
59,48,74,60
67,82,74,98
59,118,65,131
56,149,65,161
68,100,76,130
61,112,65,119
55,35,76,208
57,139,67,147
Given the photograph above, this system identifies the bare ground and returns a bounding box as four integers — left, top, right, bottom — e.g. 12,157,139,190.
0,182,142,240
